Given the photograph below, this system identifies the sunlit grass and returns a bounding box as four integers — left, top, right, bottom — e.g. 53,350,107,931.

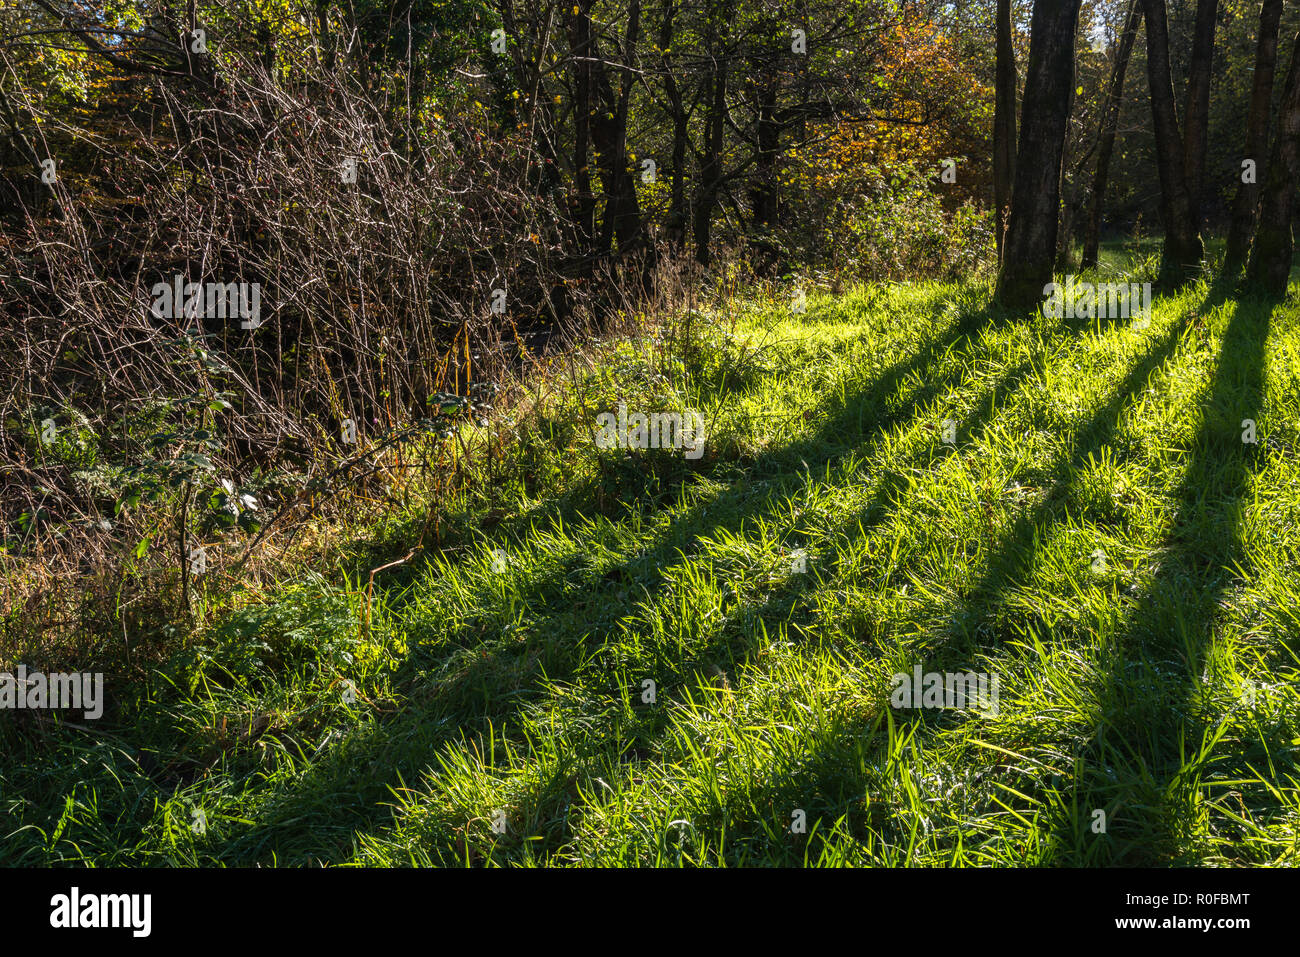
4,271,1298,867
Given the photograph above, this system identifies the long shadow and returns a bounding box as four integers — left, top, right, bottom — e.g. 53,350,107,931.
154,287,1022,863
680,351,1041,687
58,282,1230,867
602,279,1284,867
210,286,1203,865
385,295,1162,864
639,287,1233,865
38,281,1259,868
753,279,1273,867
864,278,1270,865
1042,288,1275,865
903,299,1194,665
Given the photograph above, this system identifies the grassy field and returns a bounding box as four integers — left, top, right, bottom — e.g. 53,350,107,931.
4,272,1299,866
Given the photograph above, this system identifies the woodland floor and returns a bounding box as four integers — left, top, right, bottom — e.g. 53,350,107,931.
5,263,1300,866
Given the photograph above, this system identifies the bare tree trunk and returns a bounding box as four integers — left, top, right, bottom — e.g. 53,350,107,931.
1082,0,1141,270
995,0,1081,308
751,74,782,274
751,80,781,231
993,0,1016,262
590,0,646,257
1245,31,1300,298
316,0,334,71
1141,0,1203,288
1057,170,1088,269
0,80,52,215
694,48,728,266
568,2,596,267
1223,0,1283,277
659,0,689,249
1181,0,1219,229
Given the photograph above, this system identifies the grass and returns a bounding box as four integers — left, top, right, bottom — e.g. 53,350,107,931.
3,268,1299,867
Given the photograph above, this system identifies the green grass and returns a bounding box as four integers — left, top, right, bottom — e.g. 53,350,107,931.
4,271,1300,866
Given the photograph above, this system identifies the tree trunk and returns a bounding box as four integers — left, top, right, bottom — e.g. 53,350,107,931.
1245,31,1300,298
751,75,782,273
1141,0,1203,288
751,83,780,230
568,3,596,266
1082,0,1142,270
589,0,646,256
995,0,1082,308
668,92,689,250
1057,174,1087,269
1181,0,1219,229
316,0,334,71
993,0,1017,262
0,81,52,215
1223,0,1283,277
694,51,728,266
659,0,688,249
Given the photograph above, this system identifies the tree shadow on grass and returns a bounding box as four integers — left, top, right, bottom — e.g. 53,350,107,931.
36,278,1262,869
221,286,1227,866
885,297,1196,664
34,285,1207,867
333,294,1174,866
187,292,1033,863
625,279,1286,868
1041,288,1277,865
730,280,1277,868
671,289,1209,865
852,278,1273,867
